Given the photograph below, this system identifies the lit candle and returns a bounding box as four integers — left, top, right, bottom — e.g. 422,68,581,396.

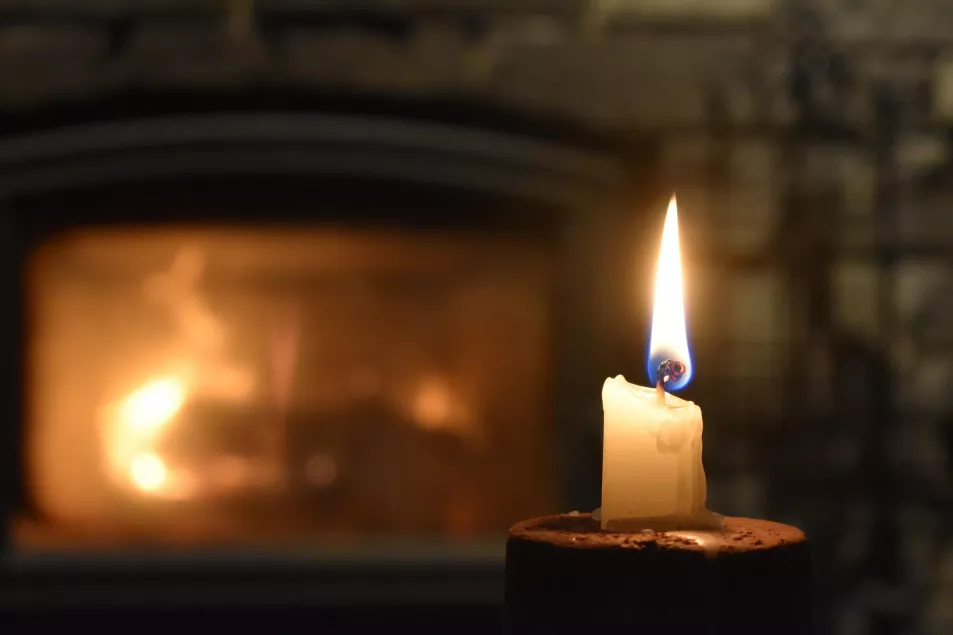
504,195,810,631
599,195,716,531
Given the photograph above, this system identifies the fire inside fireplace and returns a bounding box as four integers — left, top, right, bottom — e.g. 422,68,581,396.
22,225,555,547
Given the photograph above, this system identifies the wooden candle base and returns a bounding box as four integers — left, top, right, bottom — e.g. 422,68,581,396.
504,513,811,635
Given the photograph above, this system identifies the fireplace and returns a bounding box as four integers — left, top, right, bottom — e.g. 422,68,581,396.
0,100,649,611
26,221,557,543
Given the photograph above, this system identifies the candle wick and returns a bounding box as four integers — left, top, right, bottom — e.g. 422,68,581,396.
654,359,686,400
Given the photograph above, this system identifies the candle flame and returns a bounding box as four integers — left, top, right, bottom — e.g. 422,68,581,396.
647,195,692,390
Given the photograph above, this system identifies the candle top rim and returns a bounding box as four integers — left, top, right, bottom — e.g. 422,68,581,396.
604,375,697,411
509,514,807,553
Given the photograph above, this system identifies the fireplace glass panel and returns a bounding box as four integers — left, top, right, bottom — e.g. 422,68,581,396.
20,227,555,548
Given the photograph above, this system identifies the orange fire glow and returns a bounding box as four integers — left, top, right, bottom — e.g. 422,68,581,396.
103,375,187,497
128,452,169,492
119,377,186,433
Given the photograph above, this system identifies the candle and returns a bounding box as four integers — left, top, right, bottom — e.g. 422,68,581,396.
504,193,811,633
599,195,713,531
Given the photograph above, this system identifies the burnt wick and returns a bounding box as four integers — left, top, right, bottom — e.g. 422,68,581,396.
655,359,686,406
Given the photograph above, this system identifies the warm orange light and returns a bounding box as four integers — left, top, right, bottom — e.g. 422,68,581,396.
647,195,692,389
128,452,168,492
409,378,482,446
105,375,188,496
118,376,186,434
413,379,455,431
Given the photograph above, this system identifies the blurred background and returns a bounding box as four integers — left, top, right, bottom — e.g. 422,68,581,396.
1,1,952,634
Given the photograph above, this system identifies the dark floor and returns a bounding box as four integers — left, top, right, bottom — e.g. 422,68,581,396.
12,606,503,634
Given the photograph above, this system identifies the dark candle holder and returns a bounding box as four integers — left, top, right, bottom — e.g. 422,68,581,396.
504,513,811,635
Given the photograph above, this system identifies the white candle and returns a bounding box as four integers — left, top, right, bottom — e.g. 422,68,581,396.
599,196,713,531
600,375,706,528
